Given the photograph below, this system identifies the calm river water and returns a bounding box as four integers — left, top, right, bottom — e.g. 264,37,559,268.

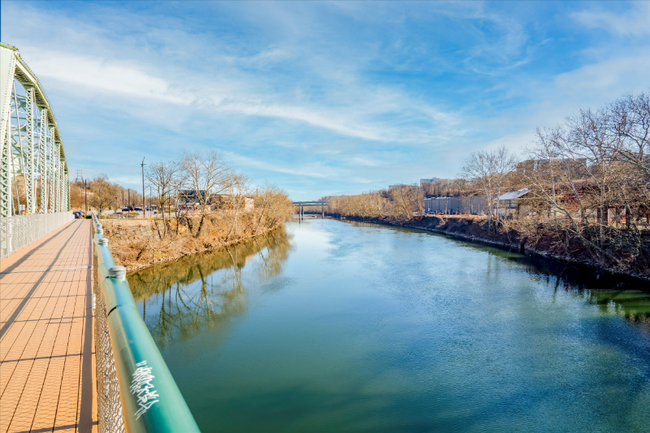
128,219,650,433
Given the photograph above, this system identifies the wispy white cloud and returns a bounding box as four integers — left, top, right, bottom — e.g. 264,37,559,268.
224,151,373,183
571,3,650,37
25,48,187,104
469,50,650,159
553,53,649,101
216,99,392,142
20,43,460,144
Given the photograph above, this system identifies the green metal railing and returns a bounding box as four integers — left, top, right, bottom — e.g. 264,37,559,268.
92,214,200,433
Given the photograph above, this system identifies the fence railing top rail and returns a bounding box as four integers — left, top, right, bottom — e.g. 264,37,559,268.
92,213,201,433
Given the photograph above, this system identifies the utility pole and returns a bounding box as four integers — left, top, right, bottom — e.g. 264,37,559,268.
141,157,146,218
83,179,87,215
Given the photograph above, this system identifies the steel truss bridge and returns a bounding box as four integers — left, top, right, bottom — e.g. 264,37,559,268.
0,43,70,218
0,44,200,433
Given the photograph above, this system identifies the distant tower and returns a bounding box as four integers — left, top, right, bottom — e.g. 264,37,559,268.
75,169,83,183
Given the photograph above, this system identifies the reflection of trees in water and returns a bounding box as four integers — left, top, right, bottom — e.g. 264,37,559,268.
453,238,650,326
128,227,293,346
528,259,650,326
582,288,650,324
349,219,650,326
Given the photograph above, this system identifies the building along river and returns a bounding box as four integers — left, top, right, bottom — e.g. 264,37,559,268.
128,218,650,433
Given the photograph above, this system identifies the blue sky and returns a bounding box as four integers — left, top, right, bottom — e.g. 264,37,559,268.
1,1,649,200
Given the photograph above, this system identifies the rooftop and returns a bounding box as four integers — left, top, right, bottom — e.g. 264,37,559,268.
498,188,532,200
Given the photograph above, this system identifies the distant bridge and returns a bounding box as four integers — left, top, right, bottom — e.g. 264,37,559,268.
292,201,329,218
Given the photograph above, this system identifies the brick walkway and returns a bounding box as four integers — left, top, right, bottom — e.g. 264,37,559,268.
0,220,96,433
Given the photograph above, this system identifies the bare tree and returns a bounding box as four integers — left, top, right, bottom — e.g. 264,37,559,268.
253,183,295,232
462,146,518,223
254,183,281,232
146,160,181,239
326,191,387,219
69,182,84,210
610,93,650,227
611,93,650,185
225,173,250,240
389,185,423,221
526,102,640,266
179,150,231,236
90,175,116,216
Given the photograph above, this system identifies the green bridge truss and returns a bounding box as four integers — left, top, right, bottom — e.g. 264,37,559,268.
0,43,70,217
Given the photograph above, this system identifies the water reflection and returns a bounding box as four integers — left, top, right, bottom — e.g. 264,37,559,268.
346,221,650,328
511,255,650,327
128,227,293,347
584,289,650,324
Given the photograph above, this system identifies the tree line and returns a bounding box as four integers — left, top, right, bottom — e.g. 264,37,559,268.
146,150,293,239
326,92,650,273
70,176,140,215
72,150,294,240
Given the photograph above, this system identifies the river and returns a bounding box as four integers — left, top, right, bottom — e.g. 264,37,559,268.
128,218,650,432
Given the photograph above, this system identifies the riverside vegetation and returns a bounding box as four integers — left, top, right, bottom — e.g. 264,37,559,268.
323,93,650,280
98,150,294,271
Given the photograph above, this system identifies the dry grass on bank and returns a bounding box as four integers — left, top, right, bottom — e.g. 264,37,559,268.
101,212,287,271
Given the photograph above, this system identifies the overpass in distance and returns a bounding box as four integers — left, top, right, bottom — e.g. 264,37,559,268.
292,201,328,218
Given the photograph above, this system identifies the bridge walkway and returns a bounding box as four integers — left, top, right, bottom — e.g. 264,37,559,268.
0,220,96,433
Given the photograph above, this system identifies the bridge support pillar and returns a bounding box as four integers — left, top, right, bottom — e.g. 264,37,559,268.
24,86,35,214
0,127,11,217
48,127,56,212
38,108,48,213
56,142,61,212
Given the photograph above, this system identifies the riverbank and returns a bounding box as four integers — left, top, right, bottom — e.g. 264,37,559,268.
101,214,288,272
323,213,650,285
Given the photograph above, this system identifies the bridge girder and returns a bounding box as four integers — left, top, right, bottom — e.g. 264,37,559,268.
38,108,48,213
0,43,69,217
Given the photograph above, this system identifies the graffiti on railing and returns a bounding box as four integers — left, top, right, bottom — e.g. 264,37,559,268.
130,360,160,420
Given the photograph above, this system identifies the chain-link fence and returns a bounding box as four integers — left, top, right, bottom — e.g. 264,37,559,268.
94,267,126,433
92,214,200,433
0,211,73,259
